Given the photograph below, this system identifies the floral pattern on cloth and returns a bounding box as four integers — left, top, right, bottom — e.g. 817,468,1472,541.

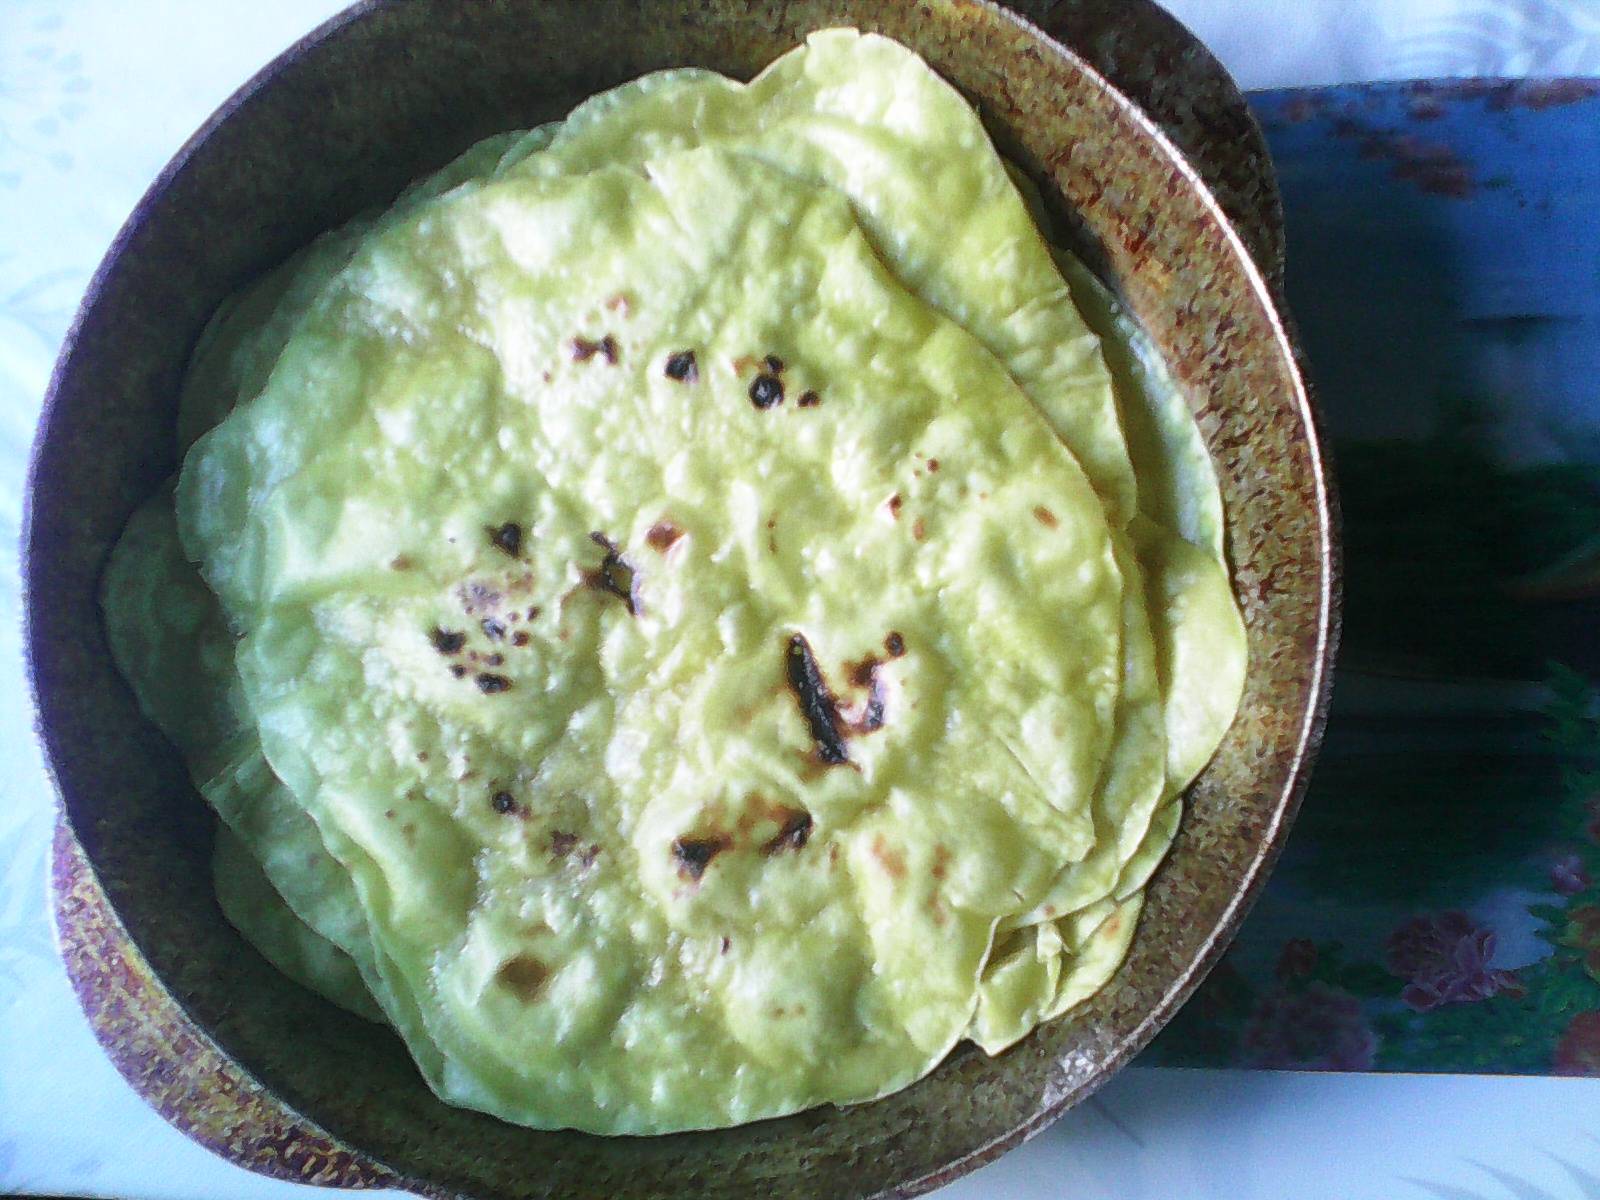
1242,981,1378,1071
1145,79,1600,1077
1386,913,1526,1013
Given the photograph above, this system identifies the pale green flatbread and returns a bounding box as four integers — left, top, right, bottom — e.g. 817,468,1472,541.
212,825,382,1022
970,893,1142,1054
180,148,1125,1132
101,30,1248,1137
509,29,1137,526
1131,517,1249,786
99,493,456,1084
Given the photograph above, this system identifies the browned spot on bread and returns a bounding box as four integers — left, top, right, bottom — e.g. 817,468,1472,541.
888,494,903,518
497,955,550,1001
797,390,820,408
430,627,465,654
584,532,639,614
646,521,683,551
664,350,698,383
785,633,849,765
550,830,578,858
511,631,530,647
762,809,813,855
931,845,951,881
748,373,784,409
488,522,522,557
571,334,618,364
1032,505,1059,528
672,833,732,882
458,581,502,615
490,790,519,815
885,631,905,657
843,656,888,733
390,555,413,571
912,518,926,541
871,835,907,879
476,673,512,693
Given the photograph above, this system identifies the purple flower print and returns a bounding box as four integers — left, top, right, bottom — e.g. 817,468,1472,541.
1241,982,1377,1070
1550,853,1591,897
1554,1011,1600,1076
1384,911,1525,1012
1274,938,1318,981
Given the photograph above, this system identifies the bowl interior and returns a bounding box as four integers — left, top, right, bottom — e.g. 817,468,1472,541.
27,2,1333,1197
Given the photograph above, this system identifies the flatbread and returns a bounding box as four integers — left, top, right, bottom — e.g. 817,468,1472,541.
101,30,1248,1136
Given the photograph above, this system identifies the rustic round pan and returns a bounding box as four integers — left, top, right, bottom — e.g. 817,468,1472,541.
25,1,1336,1196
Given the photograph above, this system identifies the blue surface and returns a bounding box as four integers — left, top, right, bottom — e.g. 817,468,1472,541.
1258,82,1600,458
1145,81,1600,1076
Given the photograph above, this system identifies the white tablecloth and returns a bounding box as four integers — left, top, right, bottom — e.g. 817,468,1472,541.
2,2,1597,1197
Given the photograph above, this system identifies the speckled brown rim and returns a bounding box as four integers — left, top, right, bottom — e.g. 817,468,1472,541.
894,11,1337,1198
26,2,1337,1197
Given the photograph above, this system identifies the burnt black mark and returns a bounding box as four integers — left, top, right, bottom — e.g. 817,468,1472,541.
572,334,619,364
476,673,513,694
861,678,887,732
585,532,639,614
848,658,887,733
431,627,466,654
672,833,732,882
450,665,466,679
785,633,849,765
720,936,731,955
885,632,905,657
511,631,531,647
489,522,523,557
762,809,813,855
763,354,785,374
481,617,507,641
483,653,505,667
797,390,820,408
491,790,519,815
748,374,784,409
664,350,698,383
